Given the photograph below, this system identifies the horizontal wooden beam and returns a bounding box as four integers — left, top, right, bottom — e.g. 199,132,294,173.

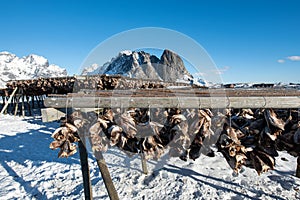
60,88,300,97
44,96,300,109
41,108,66,122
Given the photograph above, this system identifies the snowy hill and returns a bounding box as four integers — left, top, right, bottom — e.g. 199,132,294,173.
0,52,67,88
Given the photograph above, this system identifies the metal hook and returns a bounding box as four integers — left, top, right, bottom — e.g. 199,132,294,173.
228,107,232,128
226,95,231,108
147,104,151,123
199,97,202,109
176,96,181,110
262,96,267,108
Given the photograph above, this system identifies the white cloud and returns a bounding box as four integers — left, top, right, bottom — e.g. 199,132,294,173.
193,72,206,77
277,59,285,63
193,66,230,77
287,56,300,61
213,66,230,75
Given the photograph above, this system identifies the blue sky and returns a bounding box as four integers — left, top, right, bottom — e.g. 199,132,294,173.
1,0,299,83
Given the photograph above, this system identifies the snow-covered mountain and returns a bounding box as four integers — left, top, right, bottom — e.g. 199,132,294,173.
0,51,67,88
82,49,192,82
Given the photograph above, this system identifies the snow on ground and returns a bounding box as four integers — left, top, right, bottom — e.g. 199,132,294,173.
0,114,300,200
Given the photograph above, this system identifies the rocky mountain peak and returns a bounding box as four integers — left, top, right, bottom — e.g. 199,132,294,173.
24,54,48,65
84,49,192,82
156,49,190,81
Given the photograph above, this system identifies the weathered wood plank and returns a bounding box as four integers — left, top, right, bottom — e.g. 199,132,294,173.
140,154,148,175
45,96,300,109
46,88,300,99
78,139,93,200
95,151,119,200
41,108,66,122
297,156,300,178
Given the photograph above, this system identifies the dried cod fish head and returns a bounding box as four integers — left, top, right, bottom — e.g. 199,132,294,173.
65,123,78,133
171,114,187,124
103,108,114,122
264,109,285,130
241,109,254,119
109,125,123,146
219,134,233,148
97,118,110,129
49,140,64,150
227,127,240,144
89,121,102,135
229,146,236,157
264,126,277,141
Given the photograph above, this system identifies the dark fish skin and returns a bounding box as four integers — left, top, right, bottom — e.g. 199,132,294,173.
254,149,275,170
250,152,264,175
188,143,202,160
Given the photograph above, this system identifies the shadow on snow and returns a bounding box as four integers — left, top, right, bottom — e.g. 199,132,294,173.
0,117,81,199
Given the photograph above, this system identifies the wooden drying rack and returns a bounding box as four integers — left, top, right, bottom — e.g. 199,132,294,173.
43,88,300,200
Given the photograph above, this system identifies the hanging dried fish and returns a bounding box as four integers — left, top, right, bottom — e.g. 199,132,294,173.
49,122,79,158
48,104,300,177
89,121,108,152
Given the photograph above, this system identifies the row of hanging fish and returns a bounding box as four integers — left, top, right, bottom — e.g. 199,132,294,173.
49,107,300,175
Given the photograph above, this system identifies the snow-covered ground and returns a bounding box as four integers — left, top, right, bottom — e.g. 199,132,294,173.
0,114,300,200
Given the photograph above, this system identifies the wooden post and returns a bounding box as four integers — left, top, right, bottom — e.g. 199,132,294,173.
95,151,119,200
0,87,18,115
3,97,8,114
21,96,25,117
14,96,19,116
78,138,93,200
140,153,148,175
26,96,32,116
31,95,35,109
296,156,300,178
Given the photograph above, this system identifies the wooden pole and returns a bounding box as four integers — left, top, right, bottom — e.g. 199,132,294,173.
14,96,19,116
26,96,32,116
0,87,18,115
140,153,148,175
78,138,93,200
31,95,35,109
21,96,25,117
94,151,119,200
296,156,300,178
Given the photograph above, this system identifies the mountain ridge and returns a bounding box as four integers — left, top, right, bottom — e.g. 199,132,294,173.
82,49,192,82
0,51,67,88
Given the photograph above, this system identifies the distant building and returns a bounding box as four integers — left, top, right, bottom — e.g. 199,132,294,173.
223,84,235,88
252,83,274,88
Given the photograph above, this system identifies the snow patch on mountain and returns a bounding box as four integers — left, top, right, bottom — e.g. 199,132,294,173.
0,52,67,88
